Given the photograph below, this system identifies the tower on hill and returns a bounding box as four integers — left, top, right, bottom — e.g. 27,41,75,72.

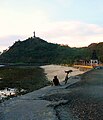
33,31,36,38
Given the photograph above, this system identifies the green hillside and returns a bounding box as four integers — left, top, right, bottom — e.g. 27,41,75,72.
0,37,103,65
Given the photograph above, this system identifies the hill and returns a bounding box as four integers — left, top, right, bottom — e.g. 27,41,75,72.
0,37,103,65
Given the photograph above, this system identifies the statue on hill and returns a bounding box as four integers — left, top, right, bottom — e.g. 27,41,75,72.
33,31,36,38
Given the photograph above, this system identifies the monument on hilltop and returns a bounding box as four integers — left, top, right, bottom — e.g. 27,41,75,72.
33,31,36,38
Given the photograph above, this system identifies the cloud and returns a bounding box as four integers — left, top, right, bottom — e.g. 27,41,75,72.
0,8,50,51
0,9,49,36
56,0,71,7
0,35,26,52
37,21,103,47
0,20,103,52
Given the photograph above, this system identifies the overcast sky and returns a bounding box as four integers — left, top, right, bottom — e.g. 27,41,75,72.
0,0,103,51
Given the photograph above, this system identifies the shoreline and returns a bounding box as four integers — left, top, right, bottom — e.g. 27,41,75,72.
0,65,99,120
41,64,86,83
0,65,88,101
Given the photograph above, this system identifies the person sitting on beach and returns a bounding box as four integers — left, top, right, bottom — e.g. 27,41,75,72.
53,76,60,86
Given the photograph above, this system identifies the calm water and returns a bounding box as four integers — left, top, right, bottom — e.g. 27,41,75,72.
0,88,26,101
0,66,48,102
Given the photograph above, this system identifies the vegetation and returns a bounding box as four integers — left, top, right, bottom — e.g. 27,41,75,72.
0,37,103,64
0,66,50,93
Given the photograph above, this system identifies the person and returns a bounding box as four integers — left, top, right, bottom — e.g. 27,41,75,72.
64,70,73,84
53,76,60,86
64,72,69,84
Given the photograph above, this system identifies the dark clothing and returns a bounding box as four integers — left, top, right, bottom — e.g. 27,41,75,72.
53,76,60,86
65,74,68,84
64,70,73,84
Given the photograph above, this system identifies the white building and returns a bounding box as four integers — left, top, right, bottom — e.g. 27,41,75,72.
90,50,99,67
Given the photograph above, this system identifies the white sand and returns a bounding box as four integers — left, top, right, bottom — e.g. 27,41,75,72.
41,65,85,82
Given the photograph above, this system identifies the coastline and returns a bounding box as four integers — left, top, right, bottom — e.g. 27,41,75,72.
41,64,85,83
0,65,96,120
0,64,87,102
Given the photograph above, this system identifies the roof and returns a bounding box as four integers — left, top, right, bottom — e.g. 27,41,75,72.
91,50,98,59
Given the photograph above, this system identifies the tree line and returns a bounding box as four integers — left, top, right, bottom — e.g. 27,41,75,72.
0,37,103,65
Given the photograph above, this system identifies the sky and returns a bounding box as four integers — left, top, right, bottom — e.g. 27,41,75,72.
0,0,103,51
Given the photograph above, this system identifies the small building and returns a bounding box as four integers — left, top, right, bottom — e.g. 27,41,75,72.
74,59,90,66
90,50,99,67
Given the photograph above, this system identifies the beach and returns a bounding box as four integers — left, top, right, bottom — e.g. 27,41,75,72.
41,65,85,83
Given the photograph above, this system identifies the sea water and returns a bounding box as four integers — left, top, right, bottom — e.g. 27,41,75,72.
0,88,26,101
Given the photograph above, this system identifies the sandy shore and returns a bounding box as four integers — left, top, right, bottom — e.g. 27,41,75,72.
41,65,85,82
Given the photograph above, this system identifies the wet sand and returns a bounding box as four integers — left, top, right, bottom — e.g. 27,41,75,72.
41,65,85,82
